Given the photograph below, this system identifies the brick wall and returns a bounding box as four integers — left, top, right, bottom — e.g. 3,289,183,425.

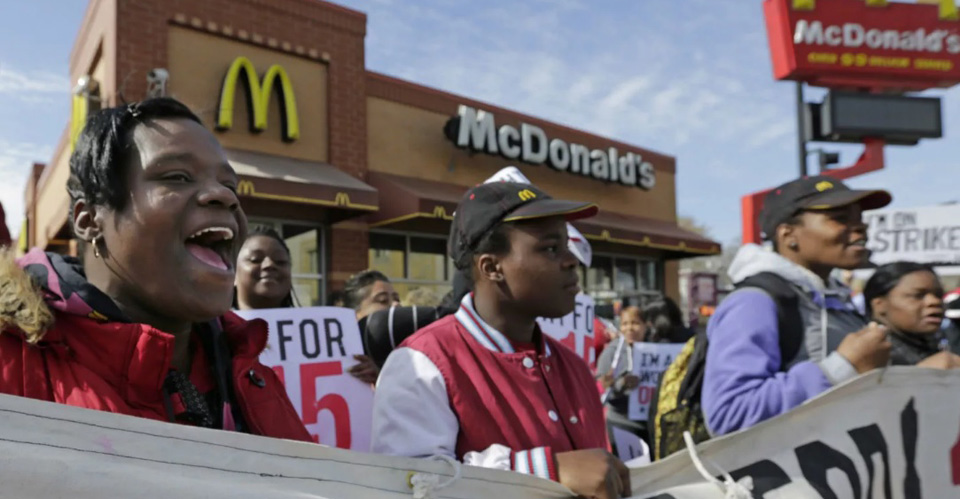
328,222,369,293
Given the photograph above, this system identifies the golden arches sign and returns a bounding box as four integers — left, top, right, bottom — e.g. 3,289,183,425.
237,180,256,196
792,0,959,20
432,205,450,219
334,192,351,206
518,189,537,201
216,56,300,142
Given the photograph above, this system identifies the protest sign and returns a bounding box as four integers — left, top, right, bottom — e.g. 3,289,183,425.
235,306,372,452
865,204,960,267
626,368,960,498
628,342,685,421
537,293,596,366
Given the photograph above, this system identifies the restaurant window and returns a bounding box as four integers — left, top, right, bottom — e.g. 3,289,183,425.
583,254,662,312
369,231,453,305
247,220,325,307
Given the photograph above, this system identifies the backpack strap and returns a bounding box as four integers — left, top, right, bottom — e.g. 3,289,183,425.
735,272,805,370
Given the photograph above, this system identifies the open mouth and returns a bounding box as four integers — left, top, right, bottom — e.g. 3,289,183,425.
185,226,235,272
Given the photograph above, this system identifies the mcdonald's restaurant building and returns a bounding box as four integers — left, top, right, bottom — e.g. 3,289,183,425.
23,0,720,311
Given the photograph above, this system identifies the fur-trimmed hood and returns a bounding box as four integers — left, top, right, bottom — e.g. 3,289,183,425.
0,248,127,343
0,248,53,343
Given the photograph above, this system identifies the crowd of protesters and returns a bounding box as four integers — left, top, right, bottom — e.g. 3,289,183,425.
2,97,959,498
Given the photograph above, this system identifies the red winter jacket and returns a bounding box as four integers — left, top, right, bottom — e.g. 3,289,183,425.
0,249,311,442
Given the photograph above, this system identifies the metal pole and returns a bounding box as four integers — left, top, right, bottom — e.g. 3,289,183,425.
796,81,807,177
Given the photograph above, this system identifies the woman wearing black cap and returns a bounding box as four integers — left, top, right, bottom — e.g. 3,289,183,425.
702,175,894,436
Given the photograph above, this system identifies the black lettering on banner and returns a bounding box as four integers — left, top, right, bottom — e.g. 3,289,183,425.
950,227,960,251
901,398,921,499
795,441,862,499
586,305,594,335
873,231,890,253
728,459,791,498
300,319,321,359
891,230,903,252
325,318,347,357
277,320,295,361
572,300,582,330
848,424,892,499
905,230,920,252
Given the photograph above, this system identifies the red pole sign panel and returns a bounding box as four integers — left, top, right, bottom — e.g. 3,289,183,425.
764,0,960,90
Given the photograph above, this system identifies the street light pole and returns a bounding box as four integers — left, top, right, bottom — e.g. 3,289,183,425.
796,81,807,177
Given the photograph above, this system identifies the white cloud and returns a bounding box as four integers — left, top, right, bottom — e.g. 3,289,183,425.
0,66,67,96
0,140,52,239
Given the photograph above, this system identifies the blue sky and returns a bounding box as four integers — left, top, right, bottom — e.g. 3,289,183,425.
1,0,958,245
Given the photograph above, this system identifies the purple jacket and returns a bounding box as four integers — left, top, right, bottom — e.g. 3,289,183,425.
702,245,864,436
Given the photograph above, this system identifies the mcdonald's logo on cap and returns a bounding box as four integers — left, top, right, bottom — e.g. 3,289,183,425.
217,56,300,142
518,189,537,201
815,181,834,192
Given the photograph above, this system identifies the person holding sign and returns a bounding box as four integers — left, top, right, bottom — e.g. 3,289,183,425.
0,98,310,441
597,307,647,442
236,234,383,386
372,182,631,499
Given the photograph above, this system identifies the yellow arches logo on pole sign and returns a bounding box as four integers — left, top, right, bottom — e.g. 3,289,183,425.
792,0,958,21
216,56,300,142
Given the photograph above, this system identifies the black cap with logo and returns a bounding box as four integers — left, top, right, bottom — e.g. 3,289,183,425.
448,182,598,264
760,175,892,241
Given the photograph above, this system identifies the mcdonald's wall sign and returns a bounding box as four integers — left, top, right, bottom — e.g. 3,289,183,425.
764,0,960,90
216,56,300,142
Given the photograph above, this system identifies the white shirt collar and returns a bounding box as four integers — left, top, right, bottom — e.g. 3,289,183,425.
454,293,551,356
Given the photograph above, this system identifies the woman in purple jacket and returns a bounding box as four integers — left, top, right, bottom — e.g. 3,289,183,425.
703,176,893,436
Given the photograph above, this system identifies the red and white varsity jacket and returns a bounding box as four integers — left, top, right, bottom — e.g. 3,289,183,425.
371,294,608,481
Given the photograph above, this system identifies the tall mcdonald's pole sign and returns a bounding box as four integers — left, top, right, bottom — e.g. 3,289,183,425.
216,56,300,142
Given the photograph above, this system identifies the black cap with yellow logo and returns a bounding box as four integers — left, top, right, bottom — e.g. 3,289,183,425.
448,182,598,263
760,175,891,241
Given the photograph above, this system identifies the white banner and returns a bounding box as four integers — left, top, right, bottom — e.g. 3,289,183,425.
1,369,957,498
235,307,373,452
537,293,596,366
626,368,960,498
0,392,573,498
627,342,685,421
865,204,960,266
